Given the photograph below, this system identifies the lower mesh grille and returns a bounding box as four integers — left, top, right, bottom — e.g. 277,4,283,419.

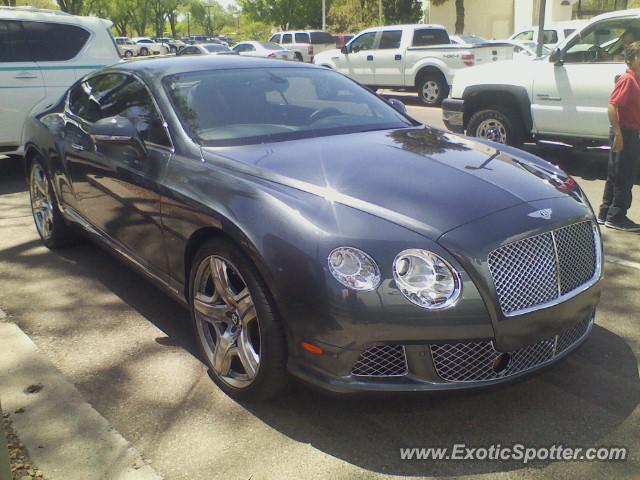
351,345,408,377
430,316,592,383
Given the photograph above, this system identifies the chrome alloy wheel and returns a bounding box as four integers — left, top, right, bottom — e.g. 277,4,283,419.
193,255,261,389
30,163,54,240
421,80,440,104
476,118,508,144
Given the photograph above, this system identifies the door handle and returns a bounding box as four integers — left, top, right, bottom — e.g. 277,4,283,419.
536,94,562,101
14,73,38,79
395,54,402,61
367,55,374,61
71,143,85,151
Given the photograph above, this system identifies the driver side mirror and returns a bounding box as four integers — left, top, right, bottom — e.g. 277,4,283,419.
90,116,147,160
388,98,407,114
550,47,564,64
340,45,349,54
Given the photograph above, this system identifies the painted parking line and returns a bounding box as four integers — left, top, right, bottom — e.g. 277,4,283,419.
605,255,640,271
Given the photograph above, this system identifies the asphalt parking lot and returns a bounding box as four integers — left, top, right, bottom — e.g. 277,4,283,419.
0,104,639,479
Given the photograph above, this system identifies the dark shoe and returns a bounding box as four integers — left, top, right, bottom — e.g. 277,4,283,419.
605,217,640,232
597,208,608,225
596,215,606,225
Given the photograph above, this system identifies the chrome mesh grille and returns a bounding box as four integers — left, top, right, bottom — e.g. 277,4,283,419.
351,345,408,377
554,222,598,295
430,317,592,383
488,221,598,316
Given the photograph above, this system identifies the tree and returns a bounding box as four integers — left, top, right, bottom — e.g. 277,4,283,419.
56,0,84,14
239,0,322,30
431,0,464,34
328,0,421,33
383,0,421,25
1,1,17,6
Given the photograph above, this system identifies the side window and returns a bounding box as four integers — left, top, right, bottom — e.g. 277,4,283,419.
0,20,31,62
379,30,402,49
564,28,576,38
246,44,256,51
564,21,629,63
349,32,376,52
69,74,170,147
282,33,292,44
513,30,533,41
269,34,280,43
232,44,244,52
543,30,558,44
295,32,309,44
412,29,449,46
22,21,90,62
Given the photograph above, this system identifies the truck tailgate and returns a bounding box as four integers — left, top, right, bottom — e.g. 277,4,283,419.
471,43,514,64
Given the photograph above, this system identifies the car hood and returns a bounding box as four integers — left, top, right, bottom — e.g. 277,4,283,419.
202,127,582,239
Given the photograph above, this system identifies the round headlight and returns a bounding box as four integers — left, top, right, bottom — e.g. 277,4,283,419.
393,249,461,309
328,247,381,291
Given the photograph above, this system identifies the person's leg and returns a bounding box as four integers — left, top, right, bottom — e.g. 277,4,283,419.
599,128,617,221
606,128,640,228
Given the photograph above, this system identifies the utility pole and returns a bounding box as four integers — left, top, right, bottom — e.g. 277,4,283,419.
535,0,547,58
322,0,326,31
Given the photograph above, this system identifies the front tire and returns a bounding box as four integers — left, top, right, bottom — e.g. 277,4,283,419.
467,108,524,146
417,74,448,106
124,50,133,58
294,52,303,62
189,238,289,401
28,159,79,249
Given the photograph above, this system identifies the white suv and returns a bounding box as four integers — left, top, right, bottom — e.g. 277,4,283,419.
0,6,120,155
268,31,335,62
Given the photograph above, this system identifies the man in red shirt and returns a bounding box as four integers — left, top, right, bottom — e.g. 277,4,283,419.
599,42,640,231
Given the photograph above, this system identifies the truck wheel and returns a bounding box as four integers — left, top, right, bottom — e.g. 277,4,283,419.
467,108,524,147
417,74,448,106
294,52,303,62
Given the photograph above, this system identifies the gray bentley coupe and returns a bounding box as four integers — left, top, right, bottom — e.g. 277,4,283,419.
23,56,602,400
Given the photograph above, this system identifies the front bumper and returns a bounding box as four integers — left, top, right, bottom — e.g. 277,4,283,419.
442,97,465,133
288,309,595,393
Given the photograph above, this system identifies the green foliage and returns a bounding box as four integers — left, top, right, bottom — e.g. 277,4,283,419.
328,0,421,33
239,0,322,30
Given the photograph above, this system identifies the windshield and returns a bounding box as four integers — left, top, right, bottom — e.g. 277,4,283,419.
164,67,413,146
205,44,230,52
261,42,283,50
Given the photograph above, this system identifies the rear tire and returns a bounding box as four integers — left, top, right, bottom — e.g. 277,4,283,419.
28,158,80,249
189,238,290,401
139,47,149,56
467,108,524,147
417,74,448,106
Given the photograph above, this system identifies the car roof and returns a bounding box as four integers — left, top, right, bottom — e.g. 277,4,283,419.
109,54,317,80
0,5,112,28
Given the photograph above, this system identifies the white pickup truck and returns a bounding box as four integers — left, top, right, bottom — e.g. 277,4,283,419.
442,9,639,147
313,24,513,106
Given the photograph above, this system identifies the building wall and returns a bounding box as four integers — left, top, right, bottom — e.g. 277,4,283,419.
426,0,578,39
426,0,515,39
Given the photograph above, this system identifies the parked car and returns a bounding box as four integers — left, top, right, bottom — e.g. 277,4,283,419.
0,6,120,157
484,40,552,61
176,44,235,56
131,37,169,55
268,30,335,62
510,20,587,46
442,9,638,147
153,36,185,54
313,24,513,106
188,35,209,44
449,34,487,45
232,41,296,60
23,55,602,400
114,36,143,58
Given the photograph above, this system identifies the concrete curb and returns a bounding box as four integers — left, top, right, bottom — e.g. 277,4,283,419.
0,318,162,480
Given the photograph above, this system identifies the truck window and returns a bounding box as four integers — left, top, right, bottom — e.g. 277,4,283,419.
379,31,402,49
295,33,309,44
310,31,334,44
412,29,449,47
349,32,376,52
513,30,533,41
282,33,292,44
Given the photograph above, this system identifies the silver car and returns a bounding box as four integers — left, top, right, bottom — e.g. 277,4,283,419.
232,41,296,60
